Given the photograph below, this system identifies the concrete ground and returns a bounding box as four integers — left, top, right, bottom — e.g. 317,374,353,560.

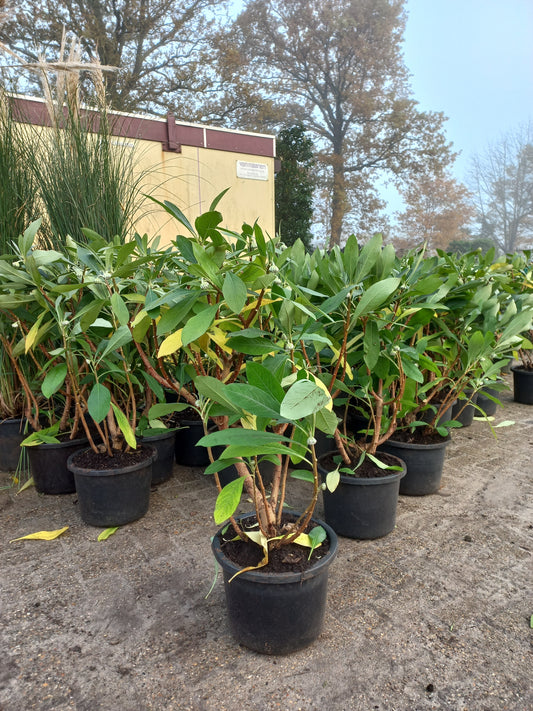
0,376,532,711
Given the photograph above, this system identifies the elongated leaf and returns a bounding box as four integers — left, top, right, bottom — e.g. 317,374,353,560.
280,380,331,420
41,364,67,399
147,403,190,419
111,293,130,326
220,443,294,459
156,292,198,336
157,328,183,358
225,335,280,355
245,361,285,403
88,383,111,423
363,320,380,370
199,428,292,448
194,376,240,413
111,403,137,449
98,527,119,541
181,303,219,347
225,383,282,419
100,325,132,360
214,476,246,524
223,271,248,313
353,277,401,319
10,526,68,542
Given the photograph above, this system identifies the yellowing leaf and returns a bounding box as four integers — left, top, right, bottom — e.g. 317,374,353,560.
240,413,257,430
10,526,69,542
240,297,280,313
98,526,119,541
311,374,333,411
209,326,232,354
157,328,183,358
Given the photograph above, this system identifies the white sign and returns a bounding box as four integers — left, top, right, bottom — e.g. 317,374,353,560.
236,160,268,181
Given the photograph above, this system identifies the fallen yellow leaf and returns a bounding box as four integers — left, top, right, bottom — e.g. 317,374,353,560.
10,526,69,542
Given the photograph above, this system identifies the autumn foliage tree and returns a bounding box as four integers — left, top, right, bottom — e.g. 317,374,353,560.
229,0,455,247
0,0,228,115
394,174,475,251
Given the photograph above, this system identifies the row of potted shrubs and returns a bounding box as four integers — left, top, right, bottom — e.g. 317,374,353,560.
1,201,532,654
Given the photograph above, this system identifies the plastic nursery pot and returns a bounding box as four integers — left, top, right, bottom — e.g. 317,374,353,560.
511,366,533,405
139,429,176,484
28,437,88,495
318,452,406,540
451,391,478,427
215,456,276,489
212,512,338,655
67,445,156,527
174,419,210,467
378,436,451,496
476,385,502,417
0,418,28,471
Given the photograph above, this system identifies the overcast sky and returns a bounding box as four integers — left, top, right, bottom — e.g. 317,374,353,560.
403,0,533,185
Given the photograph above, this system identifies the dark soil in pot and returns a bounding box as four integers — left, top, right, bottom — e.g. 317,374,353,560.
219,512,331,573
318,450,406,539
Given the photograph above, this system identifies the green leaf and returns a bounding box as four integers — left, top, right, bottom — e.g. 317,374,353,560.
315,407,338,436
353,277,401,319
244,361,285,403
98,527,119,541
214,476,246,525
147,403,190,419
156,292,198,336
290,469,315,483
194,376,240,413
307,525,327,558
199,428,292,448
280,380,331,420
87,383,111,423
225,335,280,355
111,403,137,449
223,271,248,313
225,383,282,419
326,468,340,492
110,293,130,327
99,325,132,360
220,443,294,459
181,303,219,347
41,364,67,399
363,320,380,370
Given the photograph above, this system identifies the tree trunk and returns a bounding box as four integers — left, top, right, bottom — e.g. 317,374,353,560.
329,155,347,248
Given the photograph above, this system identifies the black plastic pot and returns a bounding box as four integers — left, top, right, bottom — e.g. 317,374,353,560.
0,418,27,471
27,437,88,495
216,456,276,489
174,420,209,466
212,512,338,655
476,385,502,416
67,445,156,526
378,436,451,496
451,391,478,427
139,429,176,484
318,452,406,539
511,366,533,405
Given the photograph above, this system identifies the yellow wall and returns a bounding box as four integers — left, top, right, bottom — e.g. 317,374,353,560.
133,140,276,245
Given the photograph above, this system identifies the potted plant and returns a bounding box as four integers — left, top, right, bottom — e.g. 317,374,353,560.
129,199,338,654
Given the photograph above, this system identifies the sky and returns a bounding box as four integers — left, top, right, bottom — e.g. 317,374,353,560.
402,0,533,186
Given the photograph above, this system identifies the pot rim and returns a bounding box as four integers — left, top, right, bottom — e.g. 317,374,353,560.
212,511,338,585
381,434,451,451
510,364,533,374
318,451,407,485
26,436,88,451
67,444,157,477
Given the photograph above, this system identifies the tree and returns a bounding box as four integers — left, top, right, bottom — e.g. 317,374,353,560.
470,123,533,253
0,0,228,115
230,0,455,247
275,125,315,249
394,173,475,251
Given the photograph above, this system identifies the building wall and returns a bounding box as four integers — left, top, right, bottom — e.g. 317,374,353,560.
12,96,276,246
